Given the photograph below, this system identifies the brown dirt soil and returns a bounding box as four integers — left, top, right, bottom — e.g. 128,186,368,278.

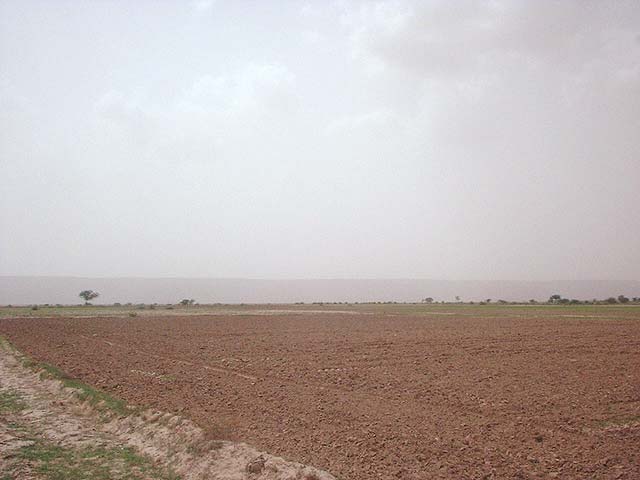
1,312,639,479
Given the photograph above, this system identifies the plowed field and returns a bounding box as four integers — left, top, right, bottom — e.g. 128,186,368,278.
2,309,639,479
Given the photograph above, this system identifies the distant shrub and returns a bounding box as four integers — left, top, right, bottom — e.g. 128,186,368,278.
605,297,618,304
113,302,122,307
617,295,630,304
128,312,137,317
31,305,39,310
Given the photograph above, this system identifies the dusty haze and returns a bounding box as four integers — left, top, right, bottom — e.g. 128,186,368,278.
2,276,640,305
1,1,639,283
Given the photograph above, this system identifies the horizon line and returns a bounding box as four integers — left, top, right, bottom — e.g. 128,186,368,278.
1,275,638,283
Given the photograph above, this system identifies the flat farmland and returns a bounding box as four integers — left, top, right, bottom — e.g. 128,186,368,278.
1,306,639,479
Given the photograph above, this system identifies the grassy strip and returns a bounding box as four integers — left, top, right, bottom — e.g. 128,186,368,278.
2,303,640,320
17,439,180,480
0,335,134,417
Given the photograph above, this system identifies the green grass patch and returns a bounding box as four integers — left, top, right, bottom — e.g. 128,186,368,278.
18,439,180,480
0,388,27,413
0,335,13,352
6,420,28,432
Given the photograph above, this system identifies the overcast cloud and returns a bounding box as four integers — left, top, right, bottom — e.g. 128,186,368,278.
1,0,639,281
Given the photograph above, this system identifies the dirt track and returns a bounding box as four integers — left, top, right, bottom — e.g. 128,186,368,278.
2,312,639,479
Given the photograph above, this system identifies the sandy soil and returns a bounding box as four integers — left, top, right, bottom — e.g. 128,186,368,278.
1,312,639,479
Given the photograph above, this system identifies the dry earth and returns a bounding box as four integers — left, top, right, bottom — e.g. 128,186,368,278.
0,338,336,480
1,310,640,479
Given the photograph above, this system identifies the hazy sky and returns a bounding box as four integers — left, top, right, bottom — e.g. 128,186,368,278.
1,1,639,280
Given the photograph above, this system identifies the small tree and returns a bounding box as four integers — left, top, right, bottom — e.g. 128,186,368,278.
179,299,196,306
422,297,434,304
548,294,562,304
617,295,630,304
79,290,99,305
